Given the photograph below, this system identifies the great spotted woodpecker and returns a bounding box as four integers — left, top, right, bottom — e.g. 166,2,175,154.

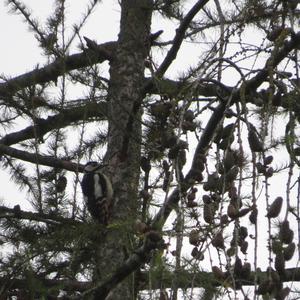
81,161,113,225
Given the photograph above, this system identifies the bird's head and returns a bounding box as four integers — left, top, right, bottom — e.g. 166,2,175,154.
83,161,102,173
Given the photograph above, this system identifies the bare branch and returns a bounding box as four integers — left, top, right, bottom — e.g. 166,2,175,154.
0,276,91,293
156,0,211,77
0,101,107,146
0,41,116,96
0,205,80,225
0,144,81,172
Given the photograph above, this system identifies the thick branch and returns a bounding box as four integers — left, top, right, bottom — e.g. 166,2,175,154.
0,42,115,97
244,31,300,93
142,267,300,289
2,266,300,297
0,144,81,172
75,261,300,298
0,29,167,98
144,77,222,98
0,101,107,146
152,102,226,228
0,276,91,293
0,205,80,225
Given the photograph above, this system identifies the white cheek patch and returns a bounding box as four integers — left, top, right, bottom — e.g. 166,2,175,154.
94,173,103,198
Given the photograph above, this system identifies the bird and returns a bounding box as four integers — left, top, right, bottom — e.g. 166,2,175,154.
81,161,113,225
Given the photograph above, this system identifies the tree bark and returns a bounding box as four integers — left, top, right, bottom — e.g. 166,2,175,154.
95,1,153,299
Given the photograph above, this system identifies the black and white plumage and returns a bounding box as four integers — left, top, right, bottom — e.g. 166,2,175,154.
81,161,113,225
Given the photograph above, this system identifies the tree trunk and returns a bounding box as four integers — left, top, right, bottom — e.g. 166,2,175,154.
96,1,153,299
